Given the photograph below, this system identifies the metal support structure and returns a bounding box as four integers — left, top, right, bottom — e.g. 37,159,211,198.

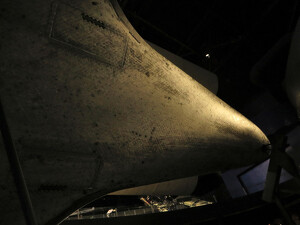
275,196,297,225
237,157,270,195
0,98,37,225
263,135,300,225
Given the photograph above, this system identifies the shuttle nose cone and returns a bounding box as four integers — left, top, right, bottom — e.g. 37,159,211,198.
201,96,271,168
142,82,271,176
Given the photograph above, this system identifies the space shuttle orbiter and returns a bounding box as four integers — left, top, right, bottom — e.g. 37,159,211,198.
0,0,270,225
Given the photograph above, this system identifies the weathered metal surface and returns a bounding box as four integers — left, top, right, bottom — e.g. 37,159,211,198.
0,134,27,225
116,41,219,197
147,41,218,94
285,17,300,119
0,0,269,224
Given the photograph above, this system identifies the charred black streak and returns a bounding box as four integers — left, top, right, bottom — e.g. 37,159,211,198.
129,31,140,43
155,82,180,97
38,184,67,192
81,13,105,29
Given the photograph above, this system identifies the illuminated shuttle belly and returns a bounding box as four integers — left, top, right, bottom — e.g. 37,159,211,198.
0,0,269,224
131,40,219,197
285,17,300,118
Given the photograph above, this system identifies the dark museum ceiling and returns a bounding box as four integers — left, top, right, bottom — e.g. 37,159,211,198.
119,0,300,118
